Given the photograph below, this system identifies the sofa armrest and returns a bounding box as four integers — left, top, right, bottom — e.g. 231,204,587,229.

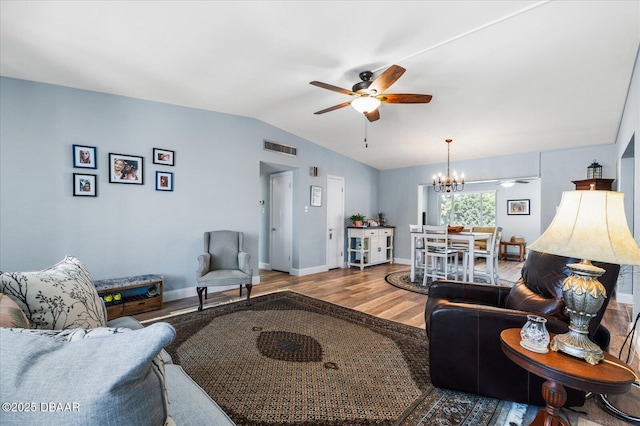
196,253,211,279
427,301,584,406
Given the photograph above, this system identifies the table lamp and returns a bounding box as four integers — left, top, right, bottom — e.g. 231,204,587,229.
528,190,640,365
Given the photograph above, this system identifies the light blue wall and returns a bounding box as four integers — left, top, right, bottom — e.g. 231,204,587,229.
0,77,379,299
614,46,640,316
380,144,619,262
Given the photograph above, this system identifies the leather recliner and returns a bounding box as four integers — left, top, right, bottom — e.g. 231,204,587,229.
424,250,620,407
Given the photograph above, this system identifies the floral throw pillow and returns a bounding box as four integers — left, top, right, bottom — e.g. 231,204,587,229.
0,255,107,330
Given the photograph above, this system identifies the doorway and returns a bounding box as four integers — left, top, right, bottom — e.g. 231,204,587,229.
326,175,345,269
270,171,292,273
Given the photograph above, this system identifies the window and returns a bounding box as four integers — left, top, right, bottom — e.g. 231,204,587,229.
438,191,496,227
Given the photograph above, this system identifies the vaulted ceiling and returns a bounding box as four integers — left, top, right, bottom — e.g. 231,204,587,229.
1,1,638,170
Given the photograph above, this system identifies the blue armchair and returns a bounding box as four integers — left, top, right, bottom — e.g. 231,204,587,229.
196,231,253,311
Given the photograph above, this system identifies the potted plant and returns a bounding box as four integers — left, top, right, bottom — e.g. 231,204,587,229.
349,213,366,227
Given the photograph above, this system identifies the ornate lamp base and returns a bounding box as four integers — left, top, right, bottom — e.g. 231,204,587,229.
549,260,607,365
550,332,604,365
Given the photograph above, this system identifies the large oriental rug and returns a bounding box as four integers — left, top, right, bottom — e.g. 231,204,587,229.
152,291,525,425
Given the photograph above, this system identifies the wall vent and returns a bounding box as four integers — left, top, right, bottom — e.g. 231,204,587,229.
264,140,297,157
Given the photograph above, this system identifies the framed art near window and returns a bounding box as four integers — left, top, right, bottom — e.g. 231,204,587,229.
109,153,143,184
73,173,97,197
310,185,322,207
507,199,530,215
156,171,173,191
153,148,175,166
72,145,97,169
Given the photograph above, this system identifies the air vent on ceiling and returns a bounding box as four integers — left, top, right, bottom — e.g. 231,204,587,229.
264,140,297,157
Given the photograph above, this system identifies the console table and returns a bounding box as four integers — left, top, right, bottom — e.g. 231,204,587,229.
94,274,163,320
347,227,394,270
500,328,635,426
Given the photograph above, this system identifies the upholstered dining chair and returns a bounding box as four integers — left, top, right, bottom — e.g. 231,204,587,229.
195,230,253,311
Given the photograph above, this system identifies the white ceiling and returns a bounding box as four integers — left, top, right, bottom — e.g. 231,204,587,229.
1,1,638,170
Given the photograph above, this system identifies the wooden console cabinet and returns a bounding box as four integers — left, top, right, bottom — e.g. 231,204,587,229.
347,227,394,270
94,274,163,320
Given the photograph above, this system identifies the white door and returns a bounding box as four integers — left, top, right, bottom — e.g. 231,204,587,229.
326,175,345,269
270,171,292,273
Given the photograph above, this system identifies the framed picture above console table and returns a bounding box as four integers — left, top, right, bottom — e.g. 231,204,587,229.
347,227,394,270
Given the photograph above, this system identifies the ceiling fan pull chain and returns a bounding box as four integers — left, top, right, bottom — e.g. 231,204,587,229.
364,115,368,148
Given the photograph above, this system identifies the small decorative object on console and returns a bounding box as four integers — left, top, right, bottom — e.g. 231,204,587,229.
520,315,550,354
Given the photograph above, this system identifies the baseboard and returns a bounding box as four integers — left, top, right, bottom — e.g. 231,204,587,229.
394,258,410,265
259,262,270,270
291,265,329,276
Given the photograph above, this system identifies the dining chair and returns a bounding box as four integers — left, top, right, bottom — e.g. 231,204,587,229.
471,226,503,284
422,225,459,285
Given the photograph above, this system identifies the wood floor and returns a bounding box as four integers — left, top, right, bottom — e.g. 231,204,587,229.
134,260,638,425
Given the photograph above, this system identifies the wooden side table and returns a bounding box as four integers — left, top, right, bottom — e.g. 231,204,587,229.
501,328,635,426
500,240,526,262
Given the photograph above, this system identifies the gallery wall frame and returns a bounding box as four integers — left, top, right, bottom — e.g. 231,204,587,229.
109,153,143,184
310,185,322,207
156,171,173,191
73,173,97,197
72,144,97,169
507,199,530,215
153,148,175,166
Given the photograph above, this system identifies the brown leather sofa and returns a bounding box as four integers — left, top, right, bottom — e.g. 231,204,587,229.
424,250,620,407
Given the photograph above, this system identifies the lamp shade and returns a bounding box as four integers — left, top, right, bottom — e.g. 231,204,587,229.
528,191,640,266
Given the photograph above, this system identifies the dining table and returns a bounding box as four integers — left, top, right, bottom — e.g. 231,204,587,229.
410,231,493,283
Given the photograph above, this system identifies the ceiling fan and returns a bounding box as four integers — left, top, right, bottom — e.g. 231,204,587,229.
499,179,530,188
309,65,432,122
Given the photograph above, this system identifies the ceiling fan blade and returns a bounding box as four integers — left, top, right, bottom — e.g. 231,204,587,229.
309,81,357,96
365,108,380,122
314,101,353,115
378,93,433,104
369,65,406,94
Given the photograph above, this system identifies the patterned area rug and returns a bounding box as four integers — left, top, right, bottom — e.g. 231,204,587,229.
153,291,525,425
386,271,517,295
385,270,432,294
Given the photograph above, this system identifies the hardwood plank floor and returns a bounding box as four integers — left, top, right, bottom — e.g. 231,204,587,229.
134,260,638,425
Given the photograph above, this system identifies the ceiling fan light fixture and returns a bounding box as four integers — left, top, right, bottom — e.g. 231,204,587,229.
501,180,515,188
351,96,381,114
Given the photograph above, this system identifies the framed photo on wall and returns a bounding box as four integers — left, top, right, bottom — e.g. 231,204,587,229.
153,148,175,166
156,171,173,191
73,173,97,197
507,199,530,215
109,153,143,184
310,185,322,207
72,145,97,169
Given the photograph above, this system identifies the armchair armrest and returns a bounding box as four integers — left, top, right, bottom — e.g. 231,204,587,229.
428,280,512,306
238,251,252,276
196,253,211,279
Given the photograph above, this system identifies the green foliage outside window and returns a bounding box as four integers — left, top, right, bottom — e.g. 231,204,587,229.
439,191,496,226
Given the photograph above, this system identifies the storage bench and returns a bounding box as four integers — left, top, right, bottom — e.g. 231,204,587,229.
94,274,163,320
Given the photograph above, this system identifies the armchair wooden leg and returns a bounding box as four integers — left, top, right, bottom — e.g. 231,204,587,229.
196,286,206,311
245,283,253,305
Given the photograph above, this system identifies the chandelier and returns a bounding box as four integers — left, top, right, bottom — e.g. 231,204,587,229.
433,139,464,193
